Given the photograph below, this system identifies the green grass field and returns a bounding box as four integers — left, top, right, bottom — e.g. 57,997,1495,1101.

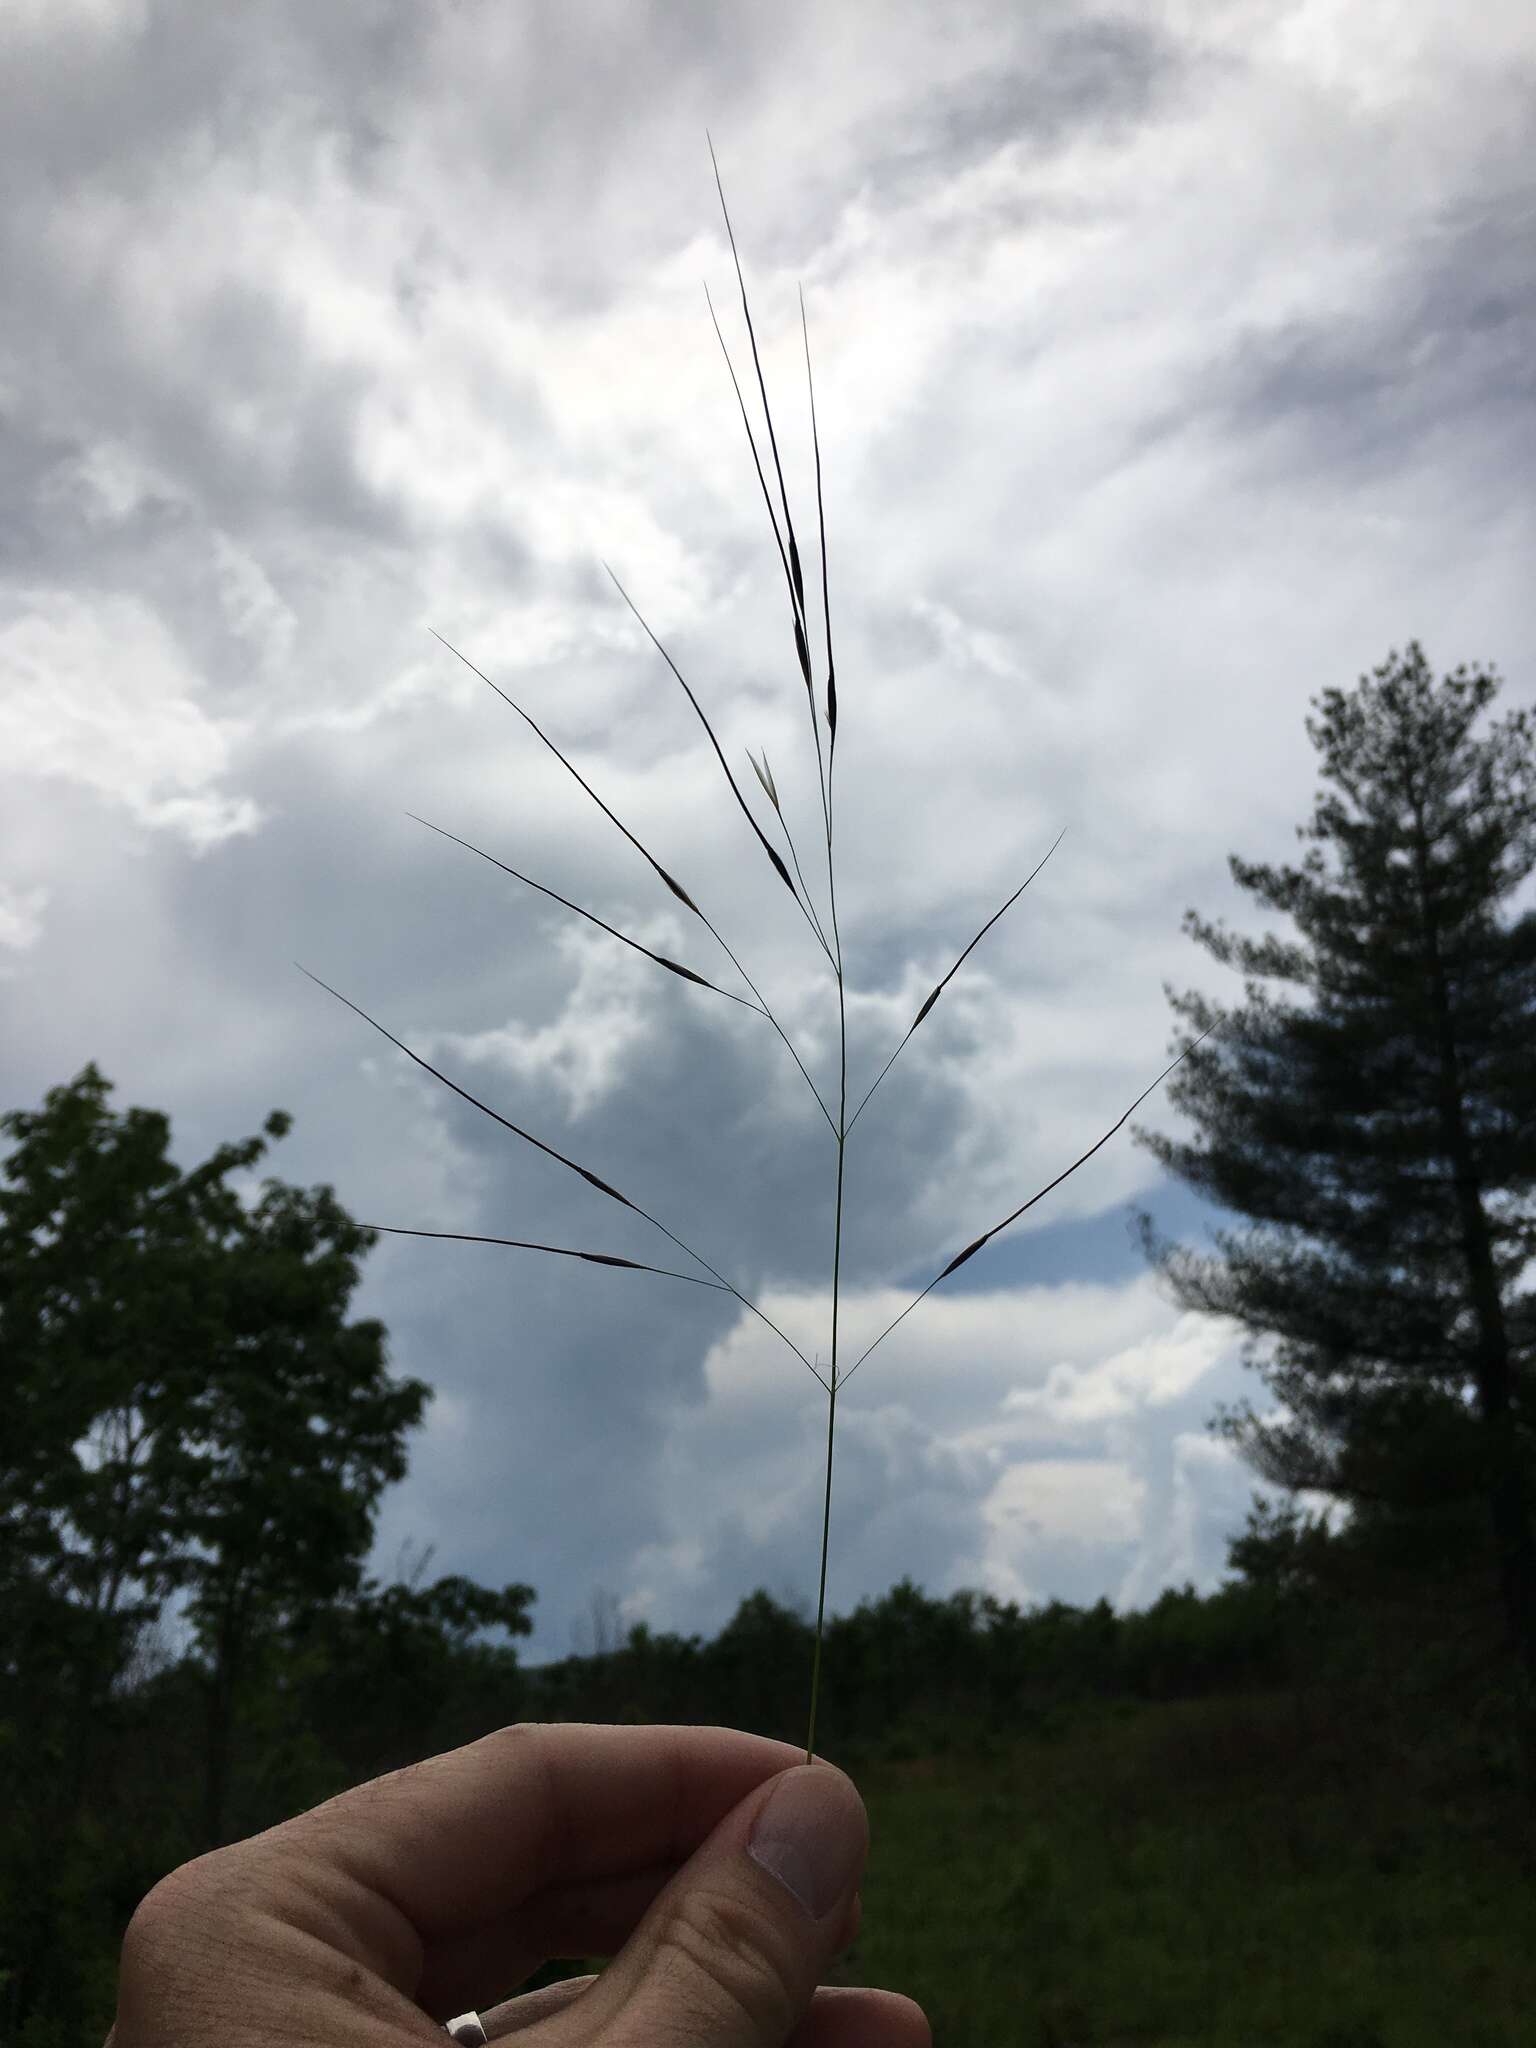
826,1691,1536,2046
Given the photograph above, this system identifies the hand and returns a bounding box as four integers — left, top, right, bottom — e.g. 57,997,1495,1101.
107,1722,930,2046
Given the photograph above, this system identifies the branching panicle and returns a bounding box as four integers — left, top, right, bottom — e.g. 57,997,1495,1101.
313,148,1205,1765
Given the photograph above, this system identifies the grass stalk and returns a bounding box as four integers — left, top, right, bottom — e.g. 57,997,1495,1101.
309,141,1213,1761
800,233,845,1761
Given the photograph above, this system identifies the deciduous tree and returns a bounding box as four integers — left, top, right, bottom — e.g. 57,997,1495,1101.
0,1066,433,1850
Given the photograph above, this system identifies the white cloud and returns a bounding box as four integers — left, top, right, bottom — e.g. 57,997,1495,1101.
435,920,675,1122
620,1275,1244,1637
0,594,261,850
0,884,48,956
983,1457,1145,1548
2,0,1530,1654
1000,1315,1235,1426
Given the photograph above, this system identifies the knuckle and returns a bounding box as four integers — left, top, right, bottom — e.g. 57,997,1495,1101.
129,1852,227,1930
649,1884,797,2038
121,1852,234,1971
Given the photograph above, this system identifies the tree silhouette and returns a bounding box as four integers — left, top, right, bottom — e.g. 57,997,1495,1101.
280,1560,535,1779
2,1066,286,1810
1127,644,1536,1682
162,1167,432,1846
0,1067,432,1852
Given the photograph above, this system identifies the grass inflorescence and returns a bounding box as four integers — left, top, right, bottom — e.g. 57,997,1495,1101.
305,138,1213,1762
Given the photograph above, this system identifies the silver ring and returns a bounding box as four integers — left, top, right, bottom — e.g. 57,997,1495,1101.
445,2013,488,2044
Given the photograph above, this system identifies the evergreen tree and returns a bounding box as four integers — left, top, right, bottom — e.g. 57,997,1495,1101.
1127,644,1536,1681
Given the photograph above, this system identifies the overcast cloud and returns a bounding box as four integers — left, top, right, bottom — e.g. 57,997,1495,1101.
3,0,1534,1661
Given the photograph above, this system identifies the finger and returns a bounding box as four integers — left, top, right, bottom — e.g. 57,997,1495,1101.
418,1875,861,2020
262,1723,810,1992
478,1980,929,2047
785,1986,932,2048
565,1760,871,2045
415,1864,681,2015
479,1974,598,2036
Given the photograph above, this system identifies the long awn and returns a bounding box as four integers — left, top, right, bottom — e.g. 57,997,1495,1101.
306,137,1214,1761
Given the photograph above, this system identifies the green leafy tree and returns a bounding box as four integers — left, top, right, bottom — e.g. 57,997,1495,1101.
1128,644,1536,1682
0,1071,270,2028
705,1590,814,1740
279,1547,535,1779
0,1065,432,1856
135,1166,432,1849
1,1066,295,1807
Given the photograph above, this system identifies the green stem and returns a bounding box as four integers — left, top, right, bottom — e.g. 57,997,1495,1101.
806,727,846,1762
805,1347,837,1763
806,1116,845,1761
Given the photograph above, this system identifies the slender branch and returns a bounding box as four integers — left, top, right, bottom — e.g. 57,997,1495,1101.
704,281,803,689
748,748,835,965
431,629,837,1137
779,817,835,966
705,141,831,839
839,1025,1222,1388
603,561,815,931
359,1224,732,1288
407,812,764,1012
800,283,836,757
298,965,826,1386
707,136,811,651
429,628,700,913
846,827,1068,1135
366,1224,829,1393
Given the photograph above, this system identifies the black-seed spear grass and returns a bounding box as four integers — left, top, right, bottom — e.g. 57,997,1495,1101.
303,138,1216,1764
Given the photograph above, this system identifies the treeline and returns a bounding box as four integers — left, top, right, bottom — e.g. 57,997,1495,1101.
521,1484,1517,1761
3,1472,1516,2046
528,1563,1298,1742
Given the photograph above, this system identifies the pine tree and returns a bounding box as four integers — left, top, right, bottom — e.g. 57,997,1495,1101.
1127,643,1536,1682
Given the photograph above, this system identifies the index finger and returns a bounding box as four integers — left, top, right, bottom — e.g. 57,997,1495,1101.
267,1722,811,1950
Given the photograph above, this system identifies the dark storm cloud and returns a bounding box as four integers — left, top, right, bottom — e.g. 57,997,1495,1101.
5,0,1533,1660
1185,179,1536,485
853,10,1186,206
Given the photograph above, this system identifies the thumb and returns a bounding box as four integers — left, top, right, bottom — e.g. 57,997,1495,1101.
576,1760,868,2046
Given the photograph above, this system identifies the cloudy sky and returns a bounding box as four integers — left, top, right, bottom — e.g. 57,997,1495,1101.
4,0,1534,1664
